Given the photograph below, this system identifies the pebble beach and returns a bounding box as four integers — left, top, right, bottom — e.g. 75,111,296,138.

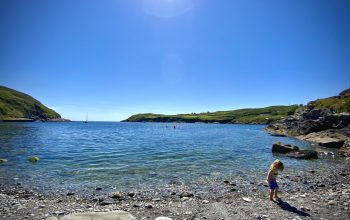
1,158,350,220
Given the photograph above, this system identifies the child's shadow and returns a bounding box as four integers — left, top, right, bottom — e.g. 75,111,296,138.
275,199,310,217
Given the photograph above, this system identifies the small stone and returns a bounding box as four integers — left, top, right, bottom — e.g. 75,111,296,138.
54,211,65,215
185,211,192,215
127,192,135,197
155,217,173,220
145,204,153,209
242,197,252,202
202,200,209,204
66,192,75,196
179,192,194,198
99,200,114,206
301,207,310,211
328,200,337,205
152,198,161,201
95,187,102,191
111,192,124,200
181,197,189,202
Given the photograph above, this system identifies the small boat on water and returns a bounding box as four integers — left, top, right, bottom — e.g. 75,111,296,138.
84,113,88,123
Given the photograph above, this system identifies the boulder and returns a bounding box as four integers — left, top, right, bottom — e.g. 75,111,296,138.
286,150,318,159
60,211,136,220
269,133,286,137
315,137,345,148
272,142,299,153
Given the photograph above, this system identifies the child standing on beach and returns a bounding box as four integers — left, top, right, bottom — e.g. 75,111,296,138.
267,159,284,201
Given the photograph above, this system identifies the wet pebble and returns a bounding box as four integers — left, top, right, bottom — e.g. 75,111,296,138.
328,200,337,205
242,197,252,202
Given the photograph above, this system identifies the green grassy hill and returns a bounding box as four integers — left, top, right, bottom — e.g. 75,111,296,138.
0,86,61,121
123,105,299,124
307,88,350,113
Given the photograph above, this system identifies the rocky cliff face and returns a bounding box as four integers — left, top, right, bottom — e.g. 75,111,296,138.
266,88,350,156
266,107,350,136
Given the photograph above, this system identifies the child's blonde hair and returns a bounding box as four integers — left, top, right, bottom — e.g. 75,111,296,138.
270,159,284,171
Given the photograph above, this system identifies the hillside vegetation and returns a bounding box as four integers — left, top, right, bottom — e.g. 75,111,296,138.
123,105,299,124
0,86,61,121
308,88,350,113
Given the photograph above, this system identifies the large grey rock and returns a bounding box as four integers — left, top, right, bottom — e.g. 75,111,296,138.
286,150,318,159
60,211,136,220
155,217,173,220
315,137,345,148
266,104,350,136
272,142,299,153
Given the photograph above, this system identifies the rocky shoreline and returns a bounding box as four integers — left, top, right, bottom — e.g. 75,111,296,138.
1,158,350,220
265,104,350,158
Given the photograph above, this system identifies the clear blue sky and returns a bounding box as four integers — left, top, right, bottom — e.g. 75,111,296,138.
1,0,349,121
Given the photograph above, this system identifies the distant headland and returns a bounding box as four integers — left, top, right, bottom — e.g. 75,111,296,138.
0,86,69,122
122,105,300,124
123,88,350,125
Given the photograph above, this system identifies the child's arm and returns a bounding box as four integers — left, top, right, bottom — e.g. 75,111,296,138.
266,170,273,183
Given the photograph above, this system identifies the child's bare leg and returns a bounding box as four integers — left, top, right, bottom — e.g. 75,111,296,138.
274,188,280,200
269,189,274,201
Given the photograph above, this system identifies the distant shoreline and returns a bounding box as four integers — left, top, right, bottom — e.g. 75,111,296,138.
0,118,70,122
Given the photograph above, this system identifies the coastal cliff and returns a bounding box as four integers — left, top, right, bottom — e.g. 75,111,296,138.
0,86,69,122
266,88,350,156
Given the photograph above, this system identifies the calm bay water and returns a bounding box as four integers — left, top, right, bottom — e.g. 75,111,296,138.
0,122,343,193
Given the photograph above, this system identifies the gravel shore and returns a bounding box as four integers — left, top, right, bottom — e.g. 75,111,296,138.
1,159,350,220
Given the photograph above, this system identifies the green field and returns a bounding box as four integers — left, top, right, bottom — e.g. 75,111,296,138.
0,86,61,121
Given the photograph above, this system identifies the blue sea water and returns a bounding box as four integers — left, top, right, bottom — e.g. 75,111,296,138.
0,122,343,193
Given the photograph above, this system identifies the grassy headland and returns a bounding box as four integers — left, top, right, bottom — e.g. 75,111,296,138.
123,105,300,124
307,88,350,113
0,86,63,121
